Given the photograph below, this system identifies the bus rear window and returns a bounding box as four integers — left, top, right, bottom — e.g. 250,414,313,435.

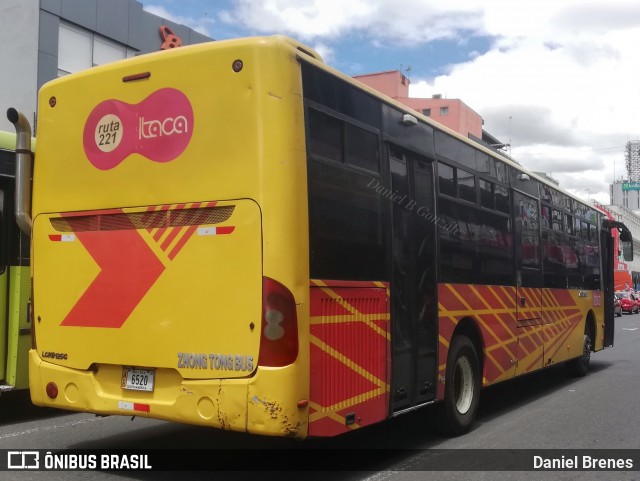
308,108,342,162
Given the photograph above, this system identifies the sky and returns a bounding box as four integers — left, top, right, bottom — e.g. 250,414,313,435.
141,0,640,205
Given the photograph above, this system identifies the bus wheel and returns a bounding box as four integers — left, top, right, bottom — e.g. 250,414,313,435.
435,335,481,436
566,328,592,377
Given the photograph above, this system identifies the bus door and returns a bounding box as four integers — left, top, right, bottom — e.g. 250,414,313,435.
0,190,7,381
389,146,438,412
0,177,30,390
513,191,543,374
601,226,614,347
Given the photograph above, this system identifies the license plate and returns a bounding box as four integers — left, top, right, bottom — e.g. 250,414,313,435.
121,368,155,392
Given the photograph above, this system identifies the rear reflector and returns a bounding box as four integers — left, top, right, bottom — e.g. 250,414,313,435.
46,382,58,399
118,401,151,413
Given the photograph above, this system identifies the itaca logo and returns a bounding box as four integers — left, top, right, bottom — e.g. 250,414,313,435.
83,88,194,170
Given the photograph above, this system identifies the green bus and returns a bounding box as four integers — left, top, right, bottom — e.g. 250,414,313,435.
0,129,31,392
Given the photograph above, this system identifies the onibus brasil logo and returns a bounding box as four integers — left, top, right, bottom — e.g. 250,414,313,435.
83,88,194,170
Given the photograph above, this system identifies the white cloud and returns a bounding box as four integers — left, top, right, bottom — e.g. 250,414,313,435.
310,42,335,63
148,0,640,203
221,0,486,43
401,0,640,202
143,5,214,36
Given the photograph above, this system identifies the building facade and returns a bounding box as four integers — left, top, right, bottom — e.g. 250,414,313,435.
602,203,640,289
353,70,484,140
0,0,211,132
626,140,640,182
611,179,640,211
607,144,640,289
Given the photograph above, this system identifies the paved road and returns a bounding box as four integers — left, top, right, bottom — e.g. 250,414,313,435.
1,313,639,480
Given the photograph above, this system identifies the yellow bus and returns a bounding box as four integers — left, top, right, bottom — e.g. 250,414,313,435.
11,36,632,438
0,130,32,393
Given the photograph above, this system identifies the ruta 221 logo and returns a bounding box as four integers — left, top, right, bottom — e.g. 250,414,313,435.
82,88,194,170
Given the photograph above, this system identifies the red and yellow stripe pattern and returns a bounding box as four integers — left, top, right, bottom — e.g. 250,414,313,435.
306,280,597,433
437,284,593,400
308,280,390,437
51,201,236,329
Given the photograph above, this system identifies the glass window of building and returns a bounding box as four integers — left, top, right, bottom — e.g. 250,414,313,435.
58,23,92,75
58,22,136,77
94,37,125,66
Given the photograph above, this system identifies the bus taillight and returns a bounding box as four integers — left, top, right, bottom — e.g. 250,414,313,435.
258,277,298,367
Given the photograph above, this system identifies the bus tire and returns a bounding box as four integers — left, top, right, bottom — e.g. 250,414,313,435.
566,329,592,377
435,335,481,436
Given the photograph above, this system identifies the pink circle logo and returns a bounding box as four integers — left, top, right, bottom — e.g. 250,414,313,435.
83,88,194,170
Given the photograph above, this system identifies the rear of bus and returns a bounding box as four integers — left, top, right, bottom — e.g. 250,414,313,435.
28,37,312,437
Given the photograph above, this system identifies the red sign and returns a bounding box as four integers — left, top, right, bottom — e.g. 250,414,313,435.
160,26,182,50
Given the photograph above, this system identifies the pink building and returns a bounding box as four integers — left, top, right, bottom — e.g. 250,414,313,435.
353,70,484,139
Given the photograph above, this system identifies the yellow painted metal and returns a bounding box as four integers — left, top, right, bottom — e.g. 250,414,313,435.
30,36,311,437
0,272,7,382
6,266,31,389
33,201,262,376
0,128,32,391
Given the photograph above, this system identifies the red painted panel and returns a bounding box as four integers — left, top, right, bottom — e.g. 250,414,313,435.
310,343,380,407
312,321,388,376
308,284,389,437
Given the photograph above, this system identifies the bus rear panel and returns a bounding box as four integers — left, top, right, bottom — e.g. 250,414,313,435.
29,37,311,437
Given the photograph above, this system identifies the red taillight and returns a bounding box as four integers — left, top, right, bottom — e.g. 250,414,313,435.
46,382,58,399
258,277,298,367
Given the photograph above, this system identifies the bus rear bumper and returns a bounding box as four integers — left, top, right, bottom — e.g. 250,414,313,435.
28,350,307,438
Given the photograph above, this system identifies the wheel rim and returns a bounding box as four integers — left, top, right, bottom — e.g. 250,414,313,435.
454,356,474,414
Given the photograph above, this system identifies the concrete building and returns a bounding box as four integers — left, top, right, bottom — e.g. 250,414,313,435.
0,0,212,132
625,140,640,182
610,180,640,211
609,141,640,214
354,70,484,140
601,203,640,288
608,144,640,288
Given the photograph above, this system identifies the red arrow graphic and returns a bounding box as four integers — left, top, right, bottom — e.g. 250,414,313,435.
61,223,165,328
